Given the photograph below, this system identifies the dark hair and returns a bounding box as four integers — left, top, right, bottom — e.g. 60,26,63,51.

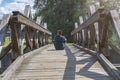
57,30,62,35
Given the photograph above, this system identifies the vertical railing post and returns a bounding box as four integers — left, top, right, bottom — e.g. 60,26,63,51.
74,22,79,44
10,23,21,61
88,5,96,50
84,28,88,47
44,23,48,45
33,30,39,49
79,16,84,46
25,27,32,52
99,12,109,57
38,32,42,47
41,32,44,46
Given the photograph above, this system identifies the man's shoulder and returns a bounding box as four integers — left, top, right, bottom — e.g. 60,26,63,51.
55,35,60,38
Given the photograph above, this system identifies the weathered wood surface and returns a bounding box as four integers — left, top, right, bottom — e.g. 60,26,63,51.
0,45,49,80
0,14,10,52
110,10,120,47
74,44,120,80
71,9,106,35
10,45,113,80
11,11,51,35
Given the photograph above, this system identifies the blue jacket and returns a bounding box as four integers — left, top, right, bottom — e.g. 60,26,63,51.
54,35,65,50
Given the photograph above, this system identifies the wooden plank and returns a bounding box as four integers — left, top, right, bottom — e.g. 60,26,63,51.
24,5,31,18
88,5,96,16
89,25,95,50
33,30,39,49
110,10,120,47
88,5,96,50
73,35,76,43
98,54,120,80
0,14,10,31
36,16,41,25
83,28,88,47
71,9,105,35
77,32,81,45
0,14,10,53
10,23,21,60
0,45,50,80
79,16,84,46
45,34,49,45
0,43,12,60
74,44,120,80
20,5,32,54
74,22,79,44
77,31,81,45
0,14,11,71
88,5,100,51
11,11,51,35
44,23,47,29
99,14,109,56
21,5,31,30
25,27,32,51
38,32,42,47
9,45,113,80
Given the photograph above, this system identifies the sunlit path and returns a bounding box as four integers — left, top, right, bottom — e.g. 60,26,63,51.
10,45,113,80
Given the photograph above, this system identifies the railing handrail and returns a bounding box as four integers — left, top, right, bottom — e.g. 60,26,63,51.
11,11,51,35
71,9,106,35
0,5,52,74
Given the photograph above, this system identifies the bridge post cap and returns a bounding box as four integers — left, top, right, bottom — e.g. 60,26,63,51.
12,11,20,16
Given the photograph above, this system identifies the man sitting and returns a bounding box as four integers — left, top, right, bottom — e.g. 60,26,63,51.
54,30,66,50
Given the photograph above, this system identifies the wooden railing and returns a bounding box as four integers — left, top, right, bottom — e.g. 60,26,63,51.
71,6,120,57
71,8,109,56
0,5,51,72
71,5,120,80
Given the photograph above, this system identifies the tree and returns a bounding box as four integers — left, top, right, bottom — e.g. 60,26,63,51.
33,0,87,42
98,0,120,10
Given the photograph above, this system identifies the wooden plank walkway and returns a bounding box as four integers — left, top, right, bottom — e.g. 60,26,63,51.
10,45,113,80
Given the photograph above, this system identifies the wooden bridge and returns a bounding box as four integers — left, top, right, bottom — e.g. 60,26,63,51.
0,5,120,80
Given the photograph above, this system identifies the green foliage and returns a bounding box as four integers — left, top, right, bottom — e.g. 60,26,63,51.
3,37,11,47
34,0,87,42
108,24,118,46
48,36,53,44
66,43,73,46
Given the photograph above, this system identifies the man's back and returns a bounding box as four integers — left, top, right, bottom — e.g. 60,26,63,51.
54,35,65,50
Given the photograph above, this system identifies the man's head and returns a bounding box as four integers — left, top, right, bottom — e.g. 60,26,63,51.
57,30,62,35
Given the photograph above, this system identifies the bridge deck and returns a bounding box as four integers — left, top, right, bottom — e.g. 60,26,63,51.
10,45,113,80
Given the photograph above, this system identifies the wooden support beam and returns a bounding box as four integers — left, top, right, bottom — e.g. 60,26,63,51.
45,34,49,45
10,23,21,60
89,25,95,50
38,32,42,47
0,14,10,53
73,44,120,80
0,14,10,31
0,43,12,60
78,31,81,45
24,5,31,18
36,17,41,25
25,27,32,52
110,10,120,47
71,9,105,35
83,28,88,47
79,16,84,46
40,32,44,46
74,22,79,44
33,30,39,49
100,13,109,57
79,31,83,45
12,11,51,35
